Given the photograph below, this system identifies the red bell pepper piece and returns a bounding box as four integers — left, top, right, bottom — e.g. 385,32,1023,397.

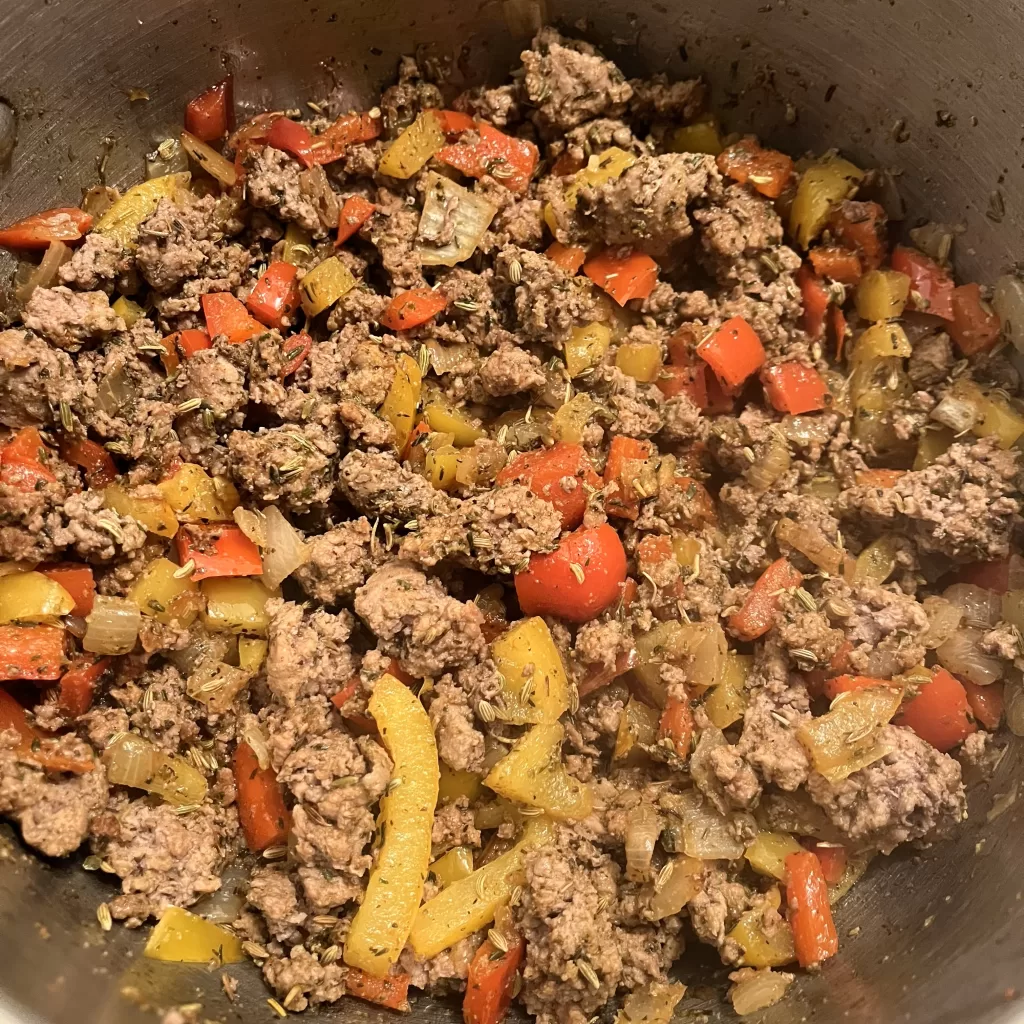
39,564,96,616
964,680,1004,730
175,524,263,580
544,242,586,275
184,76,234,142
603,436,653,521
515,524,628,624
821,673,889,701
807,842,848,885
0,686,93,773
496,442,601,530
785,850,839,967
280,332,313,378
656,363,709,407
432,109,477,136
436,122,539,193
0,625,67,682
808,245,862,285
306,112,382,167
804,639,854,698
637,534,675,568
347,968,412,1013
696,316,766,389
246,262,301,329
895,667,976,752
948,283,1002,356
890,245,955,320
728,557,803,641
716,138,793,199
0,207,93,249
228,111,282,175
58,655,110,717
201,292,264,345
336,195,376,246
265,117,316,166
828,200,888,270
1,428,57,491
760,362,829,415
658,696,695,760
463,935,525,1024
177,328,214,359
60,438,117,489
380,288,448,331
797,264,831,340
955,557,1013,594
583,248,659,306
233,741,290,852
854,469,906,488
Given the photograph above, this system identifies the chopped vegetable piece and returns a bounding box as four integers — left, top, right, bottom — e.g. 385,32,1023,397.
822,674,888,701
379,354,423,451
184,76,233,142
57,655,109,718
717,138,793,198
347,969,412,1013
964,680,1004,730
299,255,357,316
128,557,200,627
0,625,66,682
658,697,694,758
104,731,207,804
159,463,238,523
103,484,179,538
789,156,865,249
549,393,596,445
956,557,1014,593
697,317,766,388
438,764,483,805
949,283,1002,355
704,652,751,729
0,686,93,773
809,842,848,885
143,906,244,964
614,983,688,1024
111,295,144,328
895,667,976,752
336,195,376,245
615,341,663,382
180,131,238,188
431,846,475,889
603,436,653,520
61,438,117,489
437,121,539,193
381,288,448,331
490,616,570,723
245,262,301,329
39,564,95,616
433,109,477,135
729,908,796,968
201,577,275,634
233,740,290,852
463,935,525,1024
280,332,312,378
796,264,830,340
93,173,190,250
496,443,599,529
423,403,485,447
0,207,93,249
417,172,498,266
828,200,887,269
176,524,263,580
854,469,906,488
728,558,803,641
0,571,74,624
657,363,709,407
745,831,803,881
515,524,628,623
378,110,446,179
202,292,264,344
785,850,838,967
891,245,955,319
345,674,439,977
855,269,911,320
669,116,723,155
613,696,660,762
168,328,213,362
1,427,56,491
545,242,586,274
305,111,382,166
761,363,829,415
808,245,862,284
583,248,658,305
265,116,316,166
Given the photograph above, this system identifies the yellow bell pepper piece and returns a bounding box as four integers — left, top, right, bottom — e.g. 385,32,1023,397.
0,571,74,624
94,172,191,250
855,270,911,321
410,816,553,957
550,393,595,445
914,425,956,470
103,484,179,538
200,577,276,635
491,616,570,724
564,147,637,210
128,557,200,627
728,907,796,968
612,696,660,763
744,831,803,881
438,764,483,805
186,659,252,714
282,223,315,268
158,463,238,522
425,443,462,492
430,846,475,888
379,354,423,452
484,722,592,820
423,403,485,447
345,674,439,977
300,255,356,317
238,636,268,673
378,110,446,179
852,533,900,585
668,116,723,156
143,906,244,964
671,535,701,574
704,651,751,729
112,296,145,329
564,322,612,378
615,342,663,383
952,379,1024,450
789,157,864,249
852,321,912,363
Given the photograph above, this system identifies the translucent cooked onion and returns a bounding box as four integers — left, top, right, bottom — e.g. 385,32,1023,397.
936,628,1003,686
146,138,190,180
648,856,702,921
195,861,250,924
775,517,844,575
730,969,792,1016
943,584,1003,628
416,171,497,267
921,596,963,649
94,367,139,416
614,982,687,1024
908,222,955,263
84,596,141,655
931,393,977,434
15,240,71,304
779,414,834,447
81,185,120,218
1005,681,1024,737
233,506,266,547
186,659,252,714
745,434,791,495
241,720,272,770
164,629,234,677
1002,590,1024,632
992,275,1024,355
625,802,662,882
426,341,478,376
679,791,746,860
180,131,238,188
104,732,208,806
261,505,308,589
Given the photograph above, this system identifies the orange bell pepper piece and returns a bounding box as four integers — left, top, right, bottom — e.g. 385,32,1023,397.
696,317,766,389
58,655,110,718
246,262,301,329
380,288,447,331
728,558,803,641
0,687,93,773
760,362,829,415
895,667,976,752
233,741,290,852
175,524,263,580
201,292,265,345
785,850,838,967
39,564,96,616
336,195,376,246
544,242,587,275
0,207,93,249
583,248,659,306
463,935,525,1024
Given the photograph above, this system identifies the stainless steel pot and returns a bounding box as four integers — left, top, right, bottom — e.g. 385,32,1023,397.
0,1,1022,1022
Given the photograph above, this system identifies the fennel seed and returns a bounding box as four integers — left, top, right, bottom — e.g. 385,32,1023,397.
262,845,288,861
320,944,340,965
96,519,124,544
283,986,304,1010
454,299,480,312
576,959,600,990
477,700,497,723
568,682,580,716
173,559,196,579
267,998,288,1018
569,562,586,584
655,861,674,891
741,446,756,463
789,648,818,664
243,941,270,961
508,258,523,285
794,588,818,612
487,928,509,953
96,902,113,932
418,345,431,378
176,398,202,414
59,401,74,431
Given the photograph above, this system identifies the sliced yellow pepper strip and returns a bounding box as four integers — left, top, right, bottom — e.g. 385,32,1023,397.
143,906,244,964
491,617,570,724
378,110,445,179
344,673,439,977
409,816,553,957
94,172,191,250
0,571,74,624
379,354,423,452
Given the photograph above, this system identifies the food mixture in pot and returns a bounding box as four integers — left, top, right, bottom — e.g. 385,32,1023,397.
0,25,1020,1022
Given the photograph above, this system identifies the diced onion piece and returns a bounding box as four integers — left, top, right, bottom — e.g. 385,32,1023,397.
144,906,244,963
95,367,139,416
0,571,74,624
241,721,272,770
415,171,497,267
187,658,252,714
930,393,977,434
180,131,238,187
647,856,702,921
921,596,963,650
233,507,266,548
730,969,792,1016
853,534,899,585
744,433,791,495
705,652,750,729
84,595,141,655
1002,590,1024,632
1005,680,1024,737
15,240,71,304
194,861,251,924
164,630,234,678
425,341,477,376
775,517,843,575
238,636,268,674
677,790,746,860
789,156,864,248
624,802,662,882
378,110,445,179
300,256,356,316
909,222,954,263
613,696,660,762
614,983,687,1024
634,621,726,704
780,414,834,447
797,686,903,783
104,731,208,806
146,137,190,180
992,275,1024,354
260,505,308,589
942,583,1002,628
936,627,1003,686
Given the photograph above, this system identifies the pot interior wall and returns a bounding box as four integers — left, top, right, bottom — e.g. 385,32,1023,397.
0,1,1022,1022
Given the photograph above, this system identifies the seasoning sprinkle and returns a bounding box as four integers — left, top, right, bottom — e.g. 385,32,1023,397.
519,676,535,705
568,682,580,716
741,446,756,463
770,711,792,728
59,401,74,431
320,945,340,965
418,344,431,377
794,587,818,612
283,986,304,1010
454,299,480,312
202,408,215,430
511,973,523,999
509,885,523,907
173,559,196,579
487,928,509,953
267,998,288,1018
97,902,113,931
97,519,124,544
789,648,818,664
509,258,523,285
312,914,340,927
655,861,674,891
